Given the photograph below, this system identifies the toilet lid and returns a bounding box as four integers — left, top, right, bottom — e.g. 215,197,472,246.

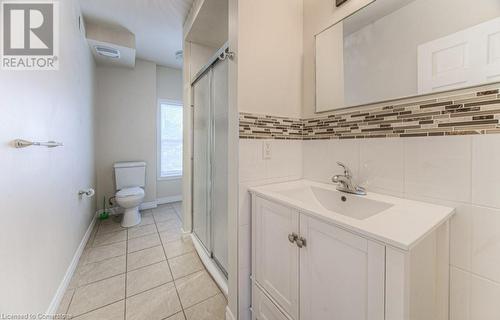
116,187,144,198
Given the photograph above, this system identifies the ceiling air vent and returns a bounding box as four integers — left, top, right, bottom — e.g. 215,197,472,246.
94,45,120,59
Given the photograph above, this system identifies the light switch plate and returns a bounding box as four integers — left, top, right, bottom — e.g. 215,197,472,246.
263,141,272,160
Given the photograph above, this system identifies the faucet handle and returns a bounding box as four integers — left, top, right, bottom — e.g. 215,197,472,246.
336,162,352,177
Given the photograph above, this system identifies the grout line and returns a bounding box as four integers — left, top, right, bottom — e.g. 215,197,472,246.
125,278,174,299
157,220,188,319
75,271,127,289
63,289,76,315
452,265,500,286
70,298,125,319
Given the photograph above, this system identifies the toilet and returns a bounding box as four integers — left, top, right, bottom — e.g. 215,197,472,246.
113,161,146,227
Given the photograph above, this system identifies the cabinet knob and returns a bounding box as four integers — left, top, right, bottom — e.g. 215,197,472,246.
296,237,307,248
288,233,298,244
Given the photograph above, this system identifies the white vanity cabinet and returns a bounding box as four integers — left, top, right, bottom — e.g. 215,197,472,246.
251,192,450,320
299,215,385,320
253,197,299,319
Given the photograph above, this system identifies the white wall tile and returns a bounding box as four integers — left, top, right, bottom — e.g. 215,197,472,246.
450,205,472,271
450,266,470,320
471,206,500,283
359,138,404,196
303,140,332,183
239,224,251,272
404,136,472,202
239,183,253,227
239,140,267,182
470,274,500,320
266,140,303,179
472,135,500,208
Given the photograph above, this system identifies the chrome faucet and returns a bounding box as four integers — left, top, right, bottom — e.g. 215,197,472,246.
331,162,366,195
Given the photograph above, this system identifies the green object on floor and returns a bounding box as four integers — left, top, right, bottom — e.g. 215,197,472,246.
99,196,110,220
99,211,109,220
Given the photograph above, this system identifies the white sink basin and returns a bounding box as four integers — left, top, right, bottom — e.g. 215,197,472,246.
250,180,455,250
277,185,392,220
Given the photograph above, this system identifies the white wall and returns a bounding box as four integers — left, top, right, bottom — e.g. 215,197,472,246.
303,135,500,320
238,0,303,118
156,66,183,201
0,0,95,312
95,60,157,206
235,1,304,318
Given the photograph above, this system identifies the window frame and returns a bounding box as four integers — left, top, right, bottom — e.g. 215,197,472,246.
157,99,183,181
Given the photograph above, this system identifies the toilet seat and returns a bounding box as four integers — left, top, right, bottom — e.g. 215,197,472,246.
116,187,144,198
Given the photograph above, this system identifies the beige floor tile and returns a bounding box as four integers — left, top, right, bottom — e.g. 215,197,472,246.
56,288,74,314
153,210,178,222
73,300,124,320
166,312,186,320
127,224,157,239
93,230,127,247
127,233,161,253
169,252,203,279
85,223,99,250
68,274,125,316
126,261,173,297
125,283,182,320
141,209,153,216
156,219,181,232
184,294,226,320
136,215,154,226
127,246,166,271
77,255,126,286
175,271,221,309
98,217,127,235
85,241,126,264
159,228,185,244
153,204,174,212
163,238,195,259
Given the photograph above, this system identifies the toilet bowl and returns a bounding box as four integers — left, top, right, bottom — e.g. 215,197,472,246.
116,187,145,227
113,161,147,228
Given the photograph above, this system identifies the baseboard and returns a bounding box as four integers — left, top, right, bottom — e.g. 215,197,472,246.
226,306,236,320
139,200,157,210
157,195,182,205
191,234,229,296
46,215,96,314
96,197,181,215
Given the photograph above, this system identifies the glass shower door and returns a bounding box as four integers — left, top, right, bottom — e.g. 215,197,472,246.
211,58,229,274
191,52,229,277
192,71,211,251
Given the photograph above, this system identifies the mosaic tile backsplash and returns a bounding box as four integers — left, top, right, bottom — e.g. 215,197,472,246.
239,88,500,139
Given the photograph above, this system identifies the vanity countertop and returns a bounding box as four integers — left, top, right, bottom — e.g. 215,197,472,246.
249,179,455,251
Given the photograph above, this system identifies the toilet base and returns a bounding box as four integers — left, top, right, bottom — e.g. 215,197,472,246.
121,206,141,227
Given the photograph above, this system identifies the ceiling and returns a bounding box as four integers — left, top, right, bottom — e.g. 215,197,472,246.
79,0,195,69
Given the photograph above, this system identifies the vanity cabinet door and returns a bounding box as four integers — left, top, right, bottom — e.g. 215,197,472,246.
254,197,299,320
253,284,292,320
299,215,385,320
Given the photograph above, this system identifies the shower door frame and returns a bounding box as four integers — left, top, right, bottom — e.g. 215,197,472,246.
191,43,230,278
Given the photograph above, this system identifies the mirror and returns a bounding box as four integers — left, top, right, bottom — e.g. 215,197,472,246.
315,0,500,113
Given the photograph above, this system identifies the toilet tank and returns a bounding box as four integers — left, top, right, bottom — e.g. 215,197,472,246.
114,161,146,190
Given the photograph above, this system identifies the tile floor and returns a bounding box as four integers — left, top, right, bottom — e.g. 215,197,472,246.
57,202,227,320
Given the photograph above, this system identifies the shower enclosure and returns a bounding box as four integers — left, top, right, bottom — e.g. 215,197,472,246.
191,45,229,277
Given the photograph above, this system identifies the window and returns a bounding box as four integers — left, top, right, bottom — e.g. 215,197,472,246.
158,100,183,179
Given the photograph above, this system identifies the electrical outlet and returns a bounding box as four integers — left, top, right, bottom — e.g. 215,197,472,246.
263,141,272,160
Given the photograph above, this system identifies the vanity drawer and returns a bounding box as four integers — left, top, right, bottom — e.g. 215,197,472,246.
253,284,292,320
